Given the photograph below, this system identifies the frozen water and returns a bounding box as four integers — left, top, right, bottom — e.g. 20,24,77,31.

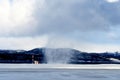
0,69,120,80
0,64,120,69
0,64,119,80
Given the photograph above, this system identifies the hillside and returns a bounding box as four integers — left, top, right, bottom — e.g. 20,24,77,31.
0,48,119,64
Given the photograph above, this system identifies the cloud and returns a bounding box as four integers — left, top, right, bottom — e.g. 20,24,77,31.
106,0,119,3
34,0,120,51
0,0,37,37
0,0,120,36
0,0,120,52
34,0,110,35
0,36,48,50
45,35,120,52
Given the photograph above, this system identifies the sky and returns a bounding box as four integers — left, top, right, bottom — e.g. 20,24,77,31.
0,0,120,52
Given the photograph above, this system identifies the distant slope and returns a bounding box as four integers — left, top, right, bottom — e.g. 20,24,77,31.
0,48,119,64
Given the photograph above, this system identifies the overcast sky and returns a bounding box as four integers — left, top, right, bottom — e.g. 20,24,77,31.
0,0,120,52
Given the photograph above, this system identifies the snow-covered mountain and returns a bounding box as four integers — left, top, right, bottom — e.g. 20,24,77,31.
0,48,120,64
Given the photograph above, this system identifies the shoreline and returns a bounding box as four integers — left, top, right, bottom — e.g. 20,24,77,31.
0,64,119,71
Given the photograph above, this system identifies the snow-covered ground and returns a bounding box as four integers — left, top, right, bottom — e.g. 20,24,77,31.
0,64,119,71
0,64,119,80
0,68,119,80
0,64,120,72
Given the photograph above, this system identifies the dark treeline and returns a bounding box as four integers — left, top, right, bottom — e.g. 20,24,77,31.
0,49,44,64
0,48,120,64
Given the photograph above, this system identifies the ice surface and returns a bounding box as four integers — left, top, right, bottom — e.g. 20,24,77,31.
0,64,119,70
0,64,119,80
0,69,120,80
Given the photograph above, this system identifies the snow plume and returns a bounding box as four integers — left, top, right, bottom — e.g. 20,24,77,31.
44,48,73,64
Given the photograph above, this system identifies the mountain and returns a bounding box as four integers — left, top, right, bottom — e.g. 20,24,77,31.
0,48,119,64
